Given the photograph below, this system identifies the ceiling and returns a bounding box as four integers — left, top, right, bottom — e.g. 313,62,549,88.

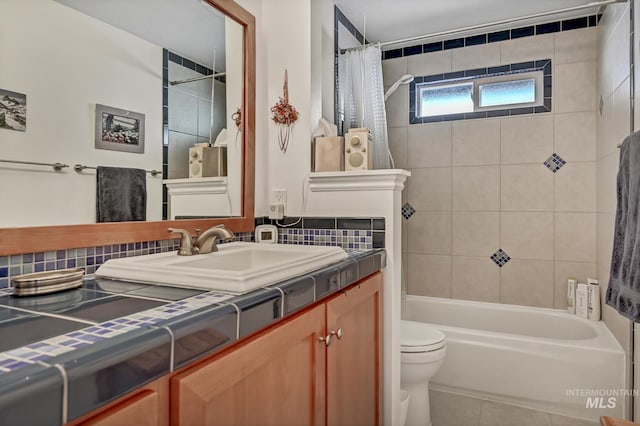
332,0,614,49
54,0,227,70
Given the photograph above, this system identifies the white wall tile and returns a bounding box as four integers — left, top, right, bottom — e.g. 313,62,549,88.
407,167,451,211
168,89,198,134
407,50,452,76
596,211,616,280
451,42,501,71
407,122,452,168
500,115,554,164
501,212,554,260
501,165,554,211
553,261,597,309
452,166,500,211
554,111,596,162
611,6,631,91
388,126,408,170
555,212,596,262
407,254,452,297
554,61,597,113
554,162,596,212
554,27,597,65
500,33,554,65
611,76,632,153
382,56,408,88
385,84,409,128
452,212,499,257
597,93,614,161
500,259,554,308
452,119,501,166
407,211,451,255
452,256,500,302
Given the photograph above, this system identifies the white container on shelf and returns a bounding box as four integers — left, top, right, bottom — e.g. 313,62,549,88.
576,283,589,319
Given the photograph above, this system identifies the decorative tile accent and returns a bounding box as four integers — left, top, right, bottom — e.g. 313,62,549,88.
490,249,511,268
544,153,566,173
402,203,416,220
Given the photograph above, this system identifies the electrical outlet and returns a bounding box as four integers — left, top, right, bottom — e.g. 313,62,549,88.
271,190,287,207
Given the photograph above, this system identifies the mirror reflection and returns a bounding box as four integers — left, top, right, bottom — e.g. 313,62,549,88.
0,0,244,228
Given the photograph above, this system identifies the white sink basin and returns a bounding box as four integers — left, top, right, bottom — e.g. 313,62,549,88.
95,242,348,294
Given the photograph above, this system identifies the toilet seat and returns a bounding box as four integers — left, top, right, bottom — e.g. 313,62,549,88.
401,320,446,353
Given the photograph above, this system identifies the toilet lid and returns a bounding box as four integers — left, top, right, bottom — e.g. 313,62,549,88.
401,320,445,351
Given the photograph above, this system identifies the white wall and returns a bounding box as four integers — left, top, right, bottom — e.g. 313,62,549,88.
237,0,335,217
0,0,163,227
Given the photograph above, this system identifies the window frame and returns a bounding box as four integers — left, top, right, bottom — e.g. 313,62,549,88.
409,59,552,124
416,69,544,118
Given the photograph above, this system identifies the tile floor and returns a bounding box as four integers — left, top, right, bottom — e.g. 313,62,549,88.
430,390,599,426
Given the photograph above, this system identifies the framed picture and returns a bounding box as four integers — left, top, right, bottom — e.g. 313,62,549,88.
95,104,145,153
0,88,27,132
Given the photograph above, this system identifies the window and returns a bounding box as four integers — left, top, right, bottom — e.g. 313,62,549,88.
410,59,551,124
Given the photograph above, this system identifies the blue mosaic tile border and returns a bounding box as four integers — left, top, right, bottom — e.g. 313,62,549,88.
0,239,181,289
409,59,552,124
279,229,373,251
382,14,600,60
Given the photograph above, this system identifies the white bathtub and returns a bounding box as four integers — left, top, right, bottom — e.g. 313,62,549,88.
404,295,626,422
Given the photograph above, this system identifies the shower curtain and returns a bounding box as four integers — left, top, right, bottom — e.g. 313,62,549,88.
338,45,391,169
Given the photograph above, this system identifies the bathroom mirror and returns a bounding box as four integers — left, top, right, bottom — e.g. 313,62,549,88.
0,0,255,255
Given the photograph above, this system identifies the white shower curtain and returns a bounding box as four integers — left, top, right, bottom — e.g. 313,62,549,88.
338,45,391,169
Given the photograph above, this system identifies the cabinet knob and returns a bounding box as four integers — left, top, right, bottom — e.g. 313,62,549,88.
319,334,332,346
330,328,343,339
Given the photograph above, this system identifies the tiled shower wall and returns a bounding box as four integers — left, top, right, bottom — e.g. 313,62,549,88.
385,25,598,308
596,0,633,406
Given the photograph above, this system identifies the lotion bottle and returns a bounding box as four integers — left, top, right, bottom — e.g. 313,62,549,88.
576,283,589,319
587,278,601,321
567,278,577,314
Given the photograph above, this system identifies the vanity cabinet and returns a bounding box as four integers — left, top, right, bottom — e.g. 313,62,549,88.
171,271,382,426
66,272,382,426
72,377,170,426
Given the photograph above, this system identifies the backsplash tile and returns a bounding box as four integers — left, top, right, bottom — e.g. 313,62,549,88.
0,217,385,289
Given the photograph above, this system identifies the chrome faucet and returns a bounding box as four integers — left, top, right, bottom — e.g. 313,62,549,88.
168,224,235,256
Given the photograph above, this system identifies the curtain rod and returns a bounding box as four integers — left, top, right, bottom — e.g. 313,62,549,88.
343,0,627,52
170,72,226,86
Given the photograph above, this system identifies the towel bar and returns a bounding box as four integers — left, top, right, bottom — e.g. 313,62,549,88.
74,164,162,177
0,159,68,171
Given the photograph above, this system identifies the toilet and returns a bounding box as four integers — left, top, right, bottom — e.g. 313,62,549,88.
400,320,447,426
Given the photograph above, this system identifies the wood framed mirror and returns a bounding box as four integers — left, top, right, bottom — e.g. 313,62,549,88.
0,0,255,256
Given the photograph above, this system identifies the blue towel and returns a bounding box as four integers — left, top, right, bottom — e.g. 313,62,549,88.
96,166,147,223
606,131,640,321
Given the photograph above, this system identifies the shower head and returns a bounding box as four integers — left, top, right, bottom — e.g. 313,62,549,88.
384,74,414,102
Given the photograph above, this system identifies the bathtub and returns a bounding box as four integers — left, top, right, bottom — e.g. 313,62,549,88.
404,295,626,422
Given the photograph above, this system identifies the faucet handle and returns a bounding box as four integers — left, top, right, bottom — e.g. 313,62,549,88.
168,228,195,256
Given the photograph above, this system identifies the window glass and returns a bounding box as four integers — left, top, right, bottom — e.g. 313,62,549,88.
479,78,535,107
419,82,473,117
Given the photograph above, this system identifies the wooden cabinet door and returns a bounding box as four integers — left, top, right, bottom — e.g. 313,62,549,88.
78,390,159,426
171,304,327,426
326,272,382,426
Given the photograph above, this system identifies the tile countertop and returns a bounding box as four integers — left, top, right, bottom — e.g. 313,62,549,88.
0,249,386,425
